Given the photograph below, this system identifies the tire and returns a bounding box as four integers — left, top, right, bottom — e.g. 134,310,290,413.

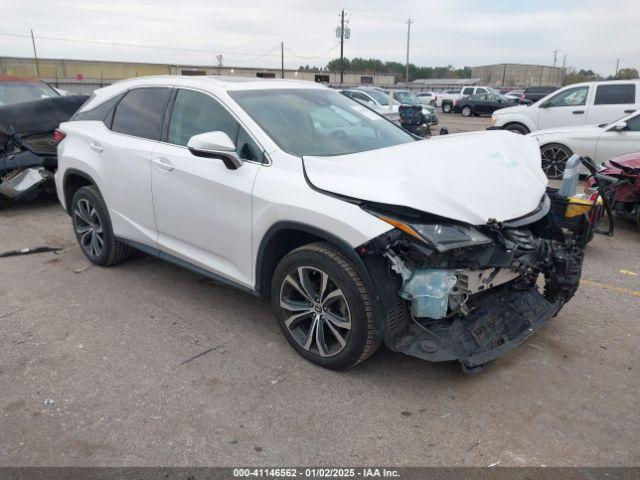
71,185,131,266
540,143,573,179
271,242,380,370
442,103,452,114
504,123,529,135
462,106,472,117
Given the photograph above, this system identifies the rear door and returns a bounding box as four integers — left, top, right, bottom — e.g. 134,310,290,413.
586,83,637,126
151,88,262,287
96,87,171,246
537,85,590,129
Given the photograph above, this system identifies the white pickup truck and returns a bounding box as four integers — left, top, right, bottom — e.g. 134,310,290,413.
437,86,496,113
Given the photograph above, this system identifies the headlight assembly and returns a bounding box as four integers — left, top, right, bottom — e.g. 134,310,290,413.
372,214,492,252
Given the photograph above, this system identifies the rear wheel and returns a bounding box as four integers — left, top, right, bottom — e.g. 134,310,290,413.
71,186,131,266
540,143,573,179
271,242,379,370
462,105,472,117
442,103,452,114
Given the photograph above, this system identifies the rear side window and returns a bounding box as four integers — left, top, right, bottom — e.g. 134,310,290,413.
462,87,474,95
71,93,125,124
476,88,487,93
594,84,636,105
111,88,172,140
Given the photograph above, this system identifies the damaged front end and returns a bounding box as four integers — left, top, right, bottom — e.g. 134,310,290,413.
0,95,87,200
358,194,585,373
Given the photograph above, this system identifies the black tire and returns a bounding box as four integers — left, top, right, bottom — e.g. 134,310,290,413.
504,123,530,135
442,103,452,114
462,105,472,117
540,143,573,179
71,185,131,266
271,242,380,370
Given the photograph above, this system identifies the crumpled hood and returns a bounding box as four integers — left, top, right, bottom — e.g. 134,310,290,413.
303,130,548,225
0,95,88,136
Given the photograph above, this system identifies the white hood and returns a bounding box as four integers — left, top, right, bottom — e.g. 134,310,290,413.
493,104,528,116
303,131,548,225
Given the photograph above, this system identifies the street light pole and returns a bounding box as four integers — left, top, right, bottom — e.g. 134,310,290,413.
405,18,413,84
340,9,345,84
30,29,40,78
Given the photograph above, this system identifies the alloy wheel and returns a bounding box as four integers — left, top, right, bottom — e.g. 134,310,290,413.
540,145,570,179
279,266,352,358
73,198,104,259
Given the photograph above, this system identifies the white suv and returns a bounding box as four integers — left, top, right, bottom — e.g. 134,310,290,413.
55,76,586,373
491,80,640,134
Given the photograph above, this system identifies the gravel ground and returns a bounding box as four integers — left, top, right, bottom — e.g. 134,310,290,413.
1,116,639,467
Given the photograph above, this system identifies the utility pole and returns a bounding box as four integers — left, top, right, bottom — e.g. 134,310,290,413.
552,49,558,67
281,41,284,79
562,54,567,85
405,17,414,84
339,9,345,84
30,29,40,78
615,58,620,77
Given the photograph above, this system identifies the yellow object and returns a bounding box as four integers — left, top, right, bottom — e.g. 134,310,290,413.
564,195,603,218
374,215,423,241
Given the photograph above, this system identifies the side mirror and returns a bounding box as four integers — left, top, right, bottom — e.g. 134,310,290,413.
614,122,627,132
539,102,549,109
187,131,242,170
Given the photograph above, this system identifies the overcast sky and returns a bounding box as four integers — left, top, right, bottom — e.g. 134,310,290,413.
1,0,637,76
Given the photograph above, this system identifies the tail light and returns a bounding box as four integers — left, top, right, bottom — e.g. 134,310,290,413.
53,129,66,144
454,99,461,106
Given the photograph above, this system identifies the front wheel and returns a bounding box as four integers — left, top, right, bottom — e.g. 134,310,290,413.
271,242,380,370
540,143,573,179
462,106,472,117
71,185,131,266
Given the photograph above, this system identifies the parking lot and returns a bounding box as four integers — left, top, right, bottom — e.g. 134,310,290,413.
1,114,639,468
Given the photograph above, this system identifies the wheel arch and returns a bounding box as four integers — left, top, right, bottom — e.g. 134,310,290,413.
62,169,100,215
255,222,387,336
503,121,531,134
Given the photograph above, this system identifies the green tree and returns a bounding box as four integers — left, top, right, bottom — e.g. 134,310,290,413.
616,68,639,79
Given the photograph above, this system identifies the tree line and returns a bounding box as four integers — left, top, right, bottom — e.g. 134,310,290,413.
298,57,638,85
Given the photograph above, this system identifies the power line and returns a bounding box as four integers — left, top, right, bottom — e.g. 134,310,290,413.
283,42,340,59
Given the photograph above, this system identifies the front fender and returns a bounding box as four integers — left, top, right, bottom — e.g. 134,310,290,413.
493,112,537,132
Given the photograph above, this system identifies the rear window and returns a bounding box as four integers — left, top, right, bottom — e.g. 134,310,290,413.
111,88,172,140
71,93,125,124
594,84,636,105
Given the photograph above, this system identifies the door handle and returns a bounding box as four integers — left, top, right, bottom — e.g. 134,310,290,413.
572,110,585,114
152,157,174,172
89,142,103,153
624,109,635,114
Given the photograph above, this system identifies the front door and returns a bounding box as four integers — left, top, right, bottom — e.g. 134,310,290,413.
537,85,590,130
151,88,263,288
595,114,640,162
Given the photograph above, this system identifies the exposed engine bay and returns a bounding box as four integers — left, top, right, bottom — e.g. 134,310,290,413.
358,194,585,373
0,95,87,200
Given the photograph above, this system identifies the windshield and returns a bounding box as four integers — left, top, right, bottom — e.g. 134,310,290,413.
0,82,59,106
390,91,420,105
230,88,414,157
362,89,391,106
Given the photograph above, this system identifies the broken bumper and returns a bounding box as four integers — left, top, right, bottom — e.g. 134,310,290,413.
393,287,561,371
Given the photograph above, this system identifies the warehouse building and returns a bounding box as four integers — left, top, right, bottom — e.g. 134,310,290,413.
471,63,563,87
0,56,396,94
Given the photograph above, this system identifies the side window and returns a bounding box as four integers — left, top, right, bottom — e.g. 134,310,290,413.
168,89,261,162
462,87,474,95
546,86,588,107
476,88,487,94
625,115,640,131
168,89,238,147
111,88,171,140
594,84,636,105
71,93,125,125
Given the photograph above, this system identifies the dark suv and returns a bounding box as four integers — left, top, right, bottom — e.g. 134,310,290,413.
523,86,558,103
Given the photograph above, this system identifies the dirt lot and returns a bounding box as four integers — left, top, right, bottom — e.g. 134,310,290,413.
1,115,639,467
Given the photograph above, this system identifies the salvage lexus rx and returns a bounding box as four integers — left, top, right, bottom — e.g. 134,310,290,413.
55,76,585,373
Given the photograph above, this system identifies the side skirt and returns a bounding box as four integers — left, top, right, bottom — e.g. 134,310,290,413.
118,238,259,297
